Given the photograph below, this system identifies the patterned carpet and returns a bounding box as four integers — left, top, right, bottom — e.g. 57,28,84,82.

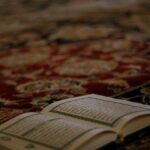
0,1,150,149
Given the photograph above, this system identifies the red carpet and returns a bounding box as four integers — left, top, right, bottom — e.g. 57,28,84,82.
0,37,150,123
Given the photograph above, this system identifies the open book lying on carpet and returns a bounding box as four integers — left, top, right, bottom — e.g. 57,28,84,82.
0,94,149,150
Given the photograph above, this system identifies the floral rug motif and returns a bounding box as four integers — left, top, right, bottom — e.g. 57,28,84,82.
0,34,150,124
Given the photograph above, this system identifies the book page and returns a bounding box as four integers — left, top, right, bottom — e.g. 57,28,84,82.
42,94,150,129
0,112,115,150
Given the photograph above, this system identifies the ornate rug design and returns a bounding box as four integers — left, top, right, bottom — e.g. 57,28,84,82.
0,25,150,124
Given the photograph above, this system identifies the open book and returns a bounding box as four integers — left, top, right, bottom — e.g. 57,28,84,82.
0,94,150,150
